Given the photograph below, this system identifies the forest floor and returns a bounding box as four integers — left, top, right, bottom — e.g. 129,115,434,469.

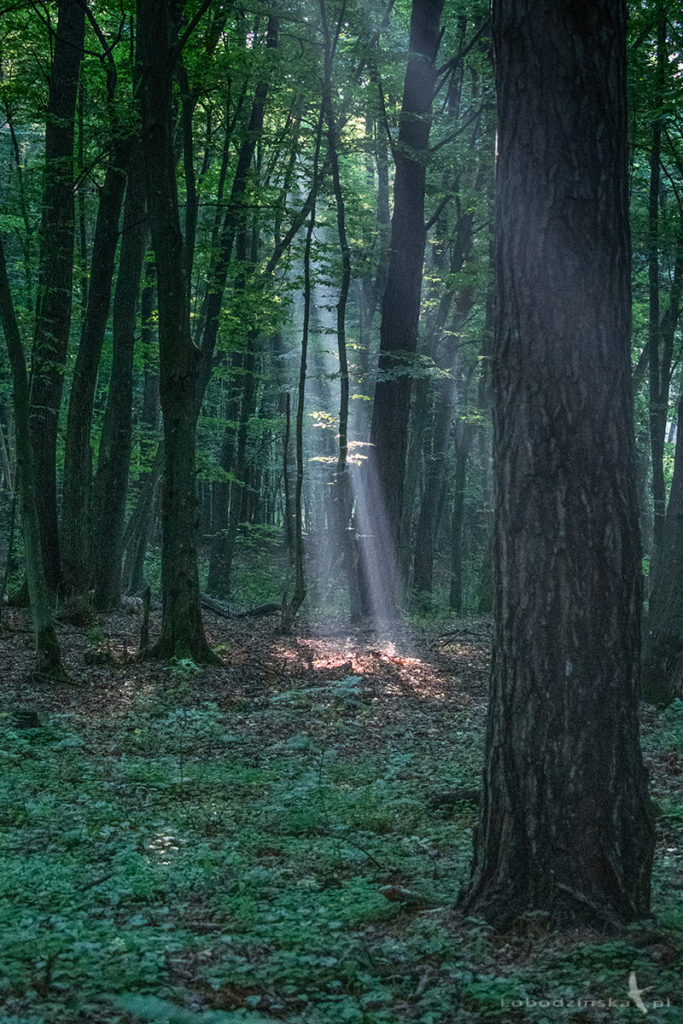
0,604,682,1024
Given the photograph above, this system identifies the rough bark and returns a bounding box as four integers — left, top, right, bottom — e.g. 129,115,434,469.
29,0,85,591
460,0,654,927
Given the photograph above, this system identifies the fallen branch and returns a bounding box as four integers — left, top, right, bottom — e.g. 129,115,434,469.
200,594,281,620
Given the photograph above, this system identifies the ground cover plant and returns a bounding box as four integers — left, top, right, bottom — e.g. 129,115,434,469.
0,607,682,1024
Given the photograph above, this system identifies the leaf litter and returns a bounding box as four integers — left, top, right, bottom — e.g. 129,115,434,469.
0,606,681,1023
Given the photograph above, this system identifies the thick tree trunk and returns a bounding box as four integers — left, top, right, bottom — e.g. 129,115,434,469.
92,146,147,609
363,0,444,615
138,0,217,663
29,0,85,592
460,0,654,927
62,141,130,593
642,392,683,705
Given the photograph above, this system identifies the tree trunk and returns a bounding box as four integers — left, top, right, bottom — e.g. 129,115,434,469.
29,0,85,592
363,0,444,615
320,0,361,622
138,0,217,663
642,391,683,705
206,340,258,597
280,112,324,633
448,419,476,613
647,2,668,553
122,443,163,595
0,239,66,680
412,227,476,597
62,141,130,593
460,0,654,927
92,145,147,609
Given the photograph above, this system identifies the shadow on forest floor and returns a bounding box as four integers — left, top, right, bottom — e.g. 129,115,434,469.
0,606,681,1023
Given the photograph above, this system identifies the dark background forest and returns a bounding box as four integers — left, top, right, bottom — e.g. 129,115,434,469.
0,0,682,682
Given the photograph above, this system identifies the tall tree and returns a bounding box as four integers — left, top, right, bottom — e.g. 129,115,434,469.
320,0,361,620
29,0,84,592
0,238,66,680
62,140,131,593
460,0,654,926
362,0,444,616
642,390,683,705
138,0,217,662
91,147,147,610
646,0,669,552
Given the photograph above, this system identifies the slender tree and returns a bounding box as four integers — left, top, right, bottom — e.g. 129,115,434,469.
320,0,361,620
0,239,66,680
642,391,683,705
460,0,654,926
92,146,147,609
138,0,217,662
363,0,444,615
29,0,84,592
62,141,131,593
646,0,669,551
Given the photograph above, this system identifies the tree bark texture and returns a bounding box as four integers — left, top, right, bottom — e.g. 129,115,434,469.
29,0,85,592
138,0,217,662
460,0,654,927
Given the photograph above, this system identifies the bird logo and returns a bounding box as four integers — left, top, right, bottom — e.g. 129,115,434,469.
627,972,652,1014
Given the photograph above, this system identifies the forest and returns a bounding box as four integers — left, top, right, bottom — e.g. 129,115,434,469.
0,0,682,1022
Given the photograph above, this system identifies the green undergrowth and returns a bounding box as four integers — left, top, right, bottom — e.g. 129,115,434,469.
0,671,681,1024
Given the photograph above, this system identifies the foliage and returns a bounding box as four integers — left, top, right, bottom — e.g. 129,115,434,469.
0,619,681,1023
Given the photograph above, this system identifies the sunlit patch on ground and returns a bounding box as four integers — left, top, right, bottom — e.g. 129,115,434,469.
145,832,182,866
